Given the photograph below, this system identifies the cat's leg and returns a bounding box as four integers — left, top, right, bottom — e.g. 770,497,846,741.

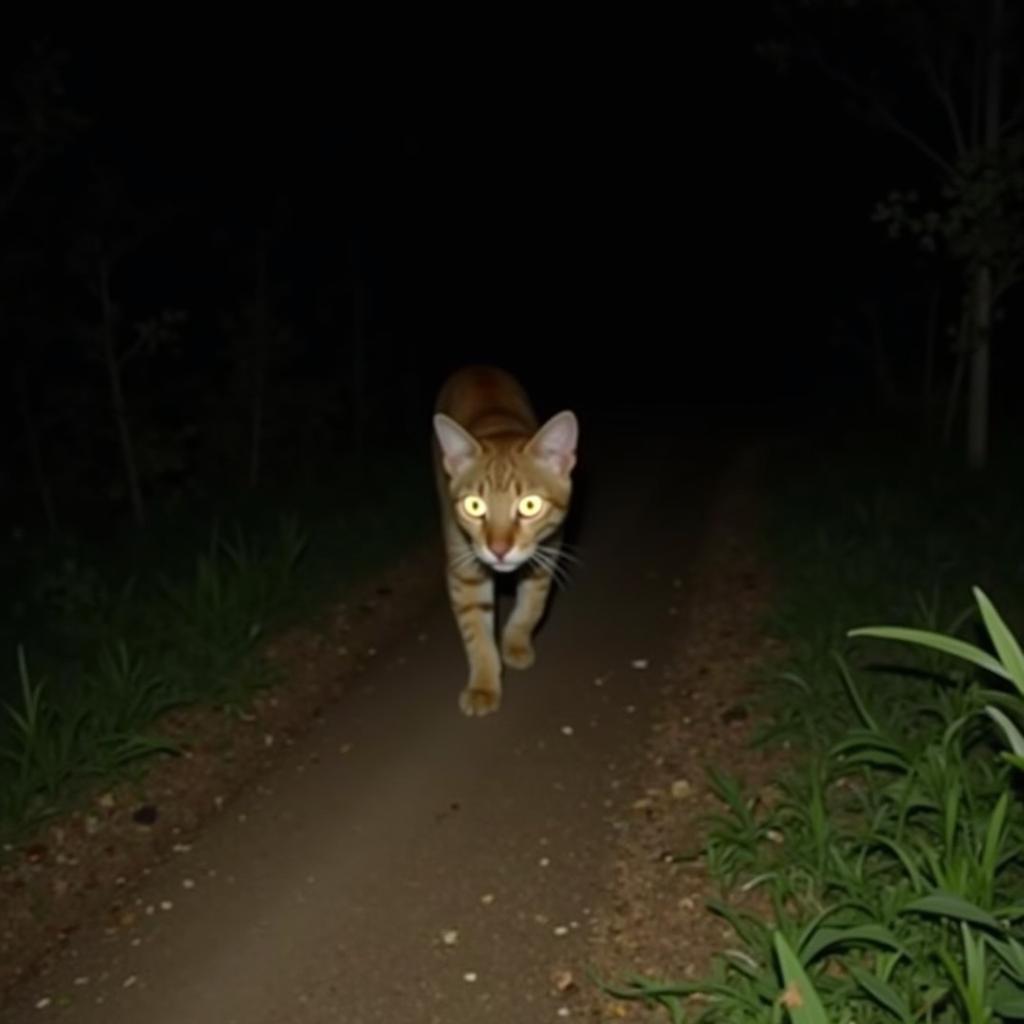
444,526,502,715
501,546,559,670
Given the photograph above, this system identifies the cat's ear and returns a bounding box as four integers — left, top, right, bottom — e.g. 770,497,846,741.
527,411,578,476
434,414,482,476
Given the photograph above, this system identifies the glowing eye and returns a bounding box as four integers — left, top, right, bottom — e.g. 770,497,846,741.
517,494,544,518
462,495,487,518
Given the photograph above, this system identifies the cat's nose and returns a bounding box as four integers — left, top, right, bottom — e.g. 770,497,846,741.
489,539,512,560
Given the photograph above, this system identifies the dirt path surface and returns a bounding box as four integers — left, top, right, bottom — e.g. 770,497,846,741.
3,412,751,1023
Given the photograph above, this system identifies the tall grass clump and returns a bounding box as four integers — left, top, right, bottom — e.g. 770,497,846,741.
0,517,307,843
602,437,1024,1021
0,447,435,844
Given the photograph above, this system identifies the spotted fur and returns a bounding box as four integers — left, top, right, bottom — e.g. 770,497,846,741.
433,366,579,716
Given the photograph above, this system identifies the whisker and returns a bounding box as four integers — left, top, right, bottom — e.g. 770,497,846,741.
539,544,583,566
530,550,574,590
536,544,584,573
450,548,482,573
547,546,578,577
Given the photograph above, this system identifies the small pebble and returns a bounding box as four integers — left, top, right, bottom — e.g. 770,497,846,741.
552,969,575,993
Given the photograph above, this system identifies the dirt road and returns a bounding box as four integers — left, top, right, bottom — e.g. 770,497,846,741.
4,410,732,1023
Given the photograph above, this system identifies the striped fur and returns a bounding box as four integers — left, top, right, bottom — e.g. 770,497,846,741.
433,366,578,716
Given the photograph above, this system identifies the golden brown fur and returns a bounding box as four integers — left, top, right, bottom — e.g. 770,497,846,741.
433,366,578,716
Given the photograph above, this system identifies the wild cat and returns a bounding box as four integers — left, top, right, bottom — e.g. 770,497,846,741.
432,366,579,716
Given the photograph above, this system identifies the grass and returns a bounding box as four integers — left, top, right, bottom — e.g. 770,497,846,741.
0,447,434,845
602,433,1024,1021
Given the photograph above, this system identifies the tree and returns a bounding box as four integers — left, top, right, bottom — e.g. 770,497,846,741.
0,40,86,224
762,0,1023,468
0,40,87,532
68,168,184,526
220,232,292,489
347,234,370,466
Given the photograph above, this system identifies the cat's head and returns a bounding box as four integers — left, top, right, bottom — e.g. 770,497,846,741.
433,411,578,572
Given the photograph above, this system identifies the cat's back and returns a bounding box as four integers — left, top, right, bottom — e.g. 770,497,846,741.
435,366,537,440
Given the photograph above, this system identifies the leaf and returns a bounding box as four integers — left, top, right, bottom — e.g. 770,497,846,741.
983,708,1024,757
800,924,908,965
831,746,909,772
774,932,831,1023
990,987,1024,1017
833,652,879,733
974,587,1024,695
981,792,1010,894
902,892,1003,932
847,964,913,1022
847,625,1011,682
986,934,1024,982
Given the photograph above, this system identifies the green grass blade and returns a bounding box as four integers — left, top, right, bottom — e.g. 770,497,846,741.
974,587,1024,695
902,892,1003,932
989,978,1024,1016
985,706,1024,758
981,792,1010,900
847,626,1011,682
986,934,1024,981
833,652,879,733
800,924,908,965
773,932,831,1023
847,964,913,1022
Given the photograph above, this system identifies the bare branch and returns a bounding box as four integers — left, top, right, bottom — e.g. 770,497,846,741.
0,155,42,222
118,335,148,366
797,37,956,176
871,103,958,177
917,41,967,157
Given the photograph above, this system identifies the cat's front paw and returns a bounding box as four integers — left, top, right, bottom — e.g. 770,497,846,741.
501,631,535,670
459,681,501,716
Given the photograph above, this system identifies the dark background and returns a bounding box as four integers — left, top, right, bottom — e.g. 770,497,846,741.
1,9,1020,541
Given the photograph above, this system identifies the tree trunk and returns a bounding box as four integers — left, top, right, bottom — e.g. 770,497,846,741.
15,365,58,534
923,286,939,440
943,305,970,447
249,372,265,488
248,248,270,489
965,0,1003,471
967,265,992,470
349,241,368,465
866,304,898,410
98,257,146,526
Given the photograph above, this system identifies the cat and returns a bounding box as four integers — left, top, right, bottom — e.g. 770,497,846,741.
432,366,579,716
